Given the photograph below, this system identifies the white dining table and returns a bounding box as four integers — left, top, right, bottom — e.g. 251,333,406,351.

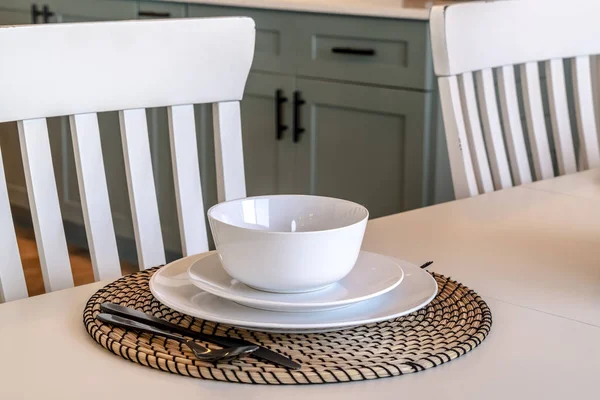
1,169,599,399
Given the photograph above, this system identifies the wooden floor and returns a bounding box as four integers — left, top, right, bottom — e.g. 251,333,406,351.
16,226,136,297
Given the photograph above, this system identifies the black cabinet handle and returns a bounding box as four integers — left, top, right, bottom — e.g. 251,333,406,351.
32,4,55,24
42,5,54,23
138,11,171,18
293,91,306,143
275,89,288,140
331,47,376,56
31,4,42,24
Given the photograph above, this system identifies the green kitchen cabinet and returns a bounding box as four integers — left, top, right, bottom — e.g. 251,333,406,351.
293,79,434,217
191,73,436,218
0,0,452,261
187,3,443,217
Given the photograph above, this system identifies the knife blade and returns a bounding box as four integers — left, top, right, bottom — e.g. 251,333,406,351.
100,302,301,370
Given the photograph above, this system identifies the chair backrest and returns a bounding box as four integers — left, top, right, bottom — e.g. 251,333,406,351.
0,17,255,302
430,0,600,199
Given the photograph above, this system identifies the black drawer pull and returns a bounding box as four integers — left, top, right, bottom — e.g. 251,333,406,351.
31,4,42,24
138,11,171,18
42,5,54,23
293,91,306,143
331,47,376,56
275,89,288,140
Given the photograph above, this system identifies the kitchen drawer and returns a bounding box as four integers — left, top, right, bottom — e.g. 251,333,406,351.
294,13,433,90
138,1,186,19
44,0,136,21
188,5,295,74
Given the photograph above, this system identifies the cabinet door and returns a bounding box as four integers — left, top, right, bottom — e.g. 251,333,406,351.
294,79,430,218
242,72,295,196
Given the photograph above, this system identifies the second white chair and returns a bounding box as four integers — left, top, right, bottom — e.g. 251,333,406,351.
430,0,600,199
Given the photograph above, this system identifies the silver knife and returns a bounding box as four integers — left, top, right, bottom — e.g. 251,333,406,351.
100,303,301,370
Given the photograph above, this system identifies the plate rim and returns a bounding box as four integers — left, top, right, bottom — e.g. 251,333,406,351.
150,253,438,331
186,250,405,310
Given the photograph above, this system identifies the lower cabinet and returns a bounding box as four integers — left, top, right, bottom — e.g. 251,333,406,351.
293,79,431,218
230,75,435,219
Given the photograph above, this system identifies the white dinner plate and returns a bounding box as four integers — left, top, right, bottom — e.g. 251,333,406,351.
187,251,404,312
150,253,438,333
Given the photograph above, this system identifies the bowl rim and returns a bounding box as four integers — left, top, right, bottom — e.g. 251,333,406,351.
207,194,369,235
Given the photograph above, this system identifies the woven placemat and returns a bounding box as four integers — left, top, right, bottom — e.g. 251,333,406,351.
83,267,492,384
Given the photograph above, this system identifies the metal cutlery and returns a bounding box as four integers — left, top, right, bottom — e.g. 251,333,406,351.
420,261,434,269
96,313,258,362
100,303,301,370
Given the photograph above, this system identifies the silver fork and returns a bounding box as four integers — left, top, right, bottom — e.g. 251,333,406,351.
96,313,258,362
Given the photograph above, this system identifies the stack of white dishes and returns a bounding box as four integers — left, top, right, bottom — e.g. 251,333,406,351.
150,195,438,333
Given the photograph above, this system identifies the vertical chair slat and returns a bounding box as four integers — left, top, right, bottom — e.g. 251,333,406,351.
571,55,600,169
70,113,121,281
168,104,209,257
213,101,247,202
458,72,494,194
545,59,577,175
0,146,28,303
475,68,512,189
520,62,554,180
119,109,165,269
438,76,479,199
497,65,533,186
17,118,73,292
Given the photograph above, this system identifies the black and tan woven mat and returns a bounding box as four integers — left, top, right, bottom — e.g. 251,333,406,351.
83,267,492,385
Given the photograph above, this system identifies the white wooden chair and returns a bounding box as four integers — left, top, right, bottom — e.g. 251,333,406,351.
430,0,600,199
0,17,255,303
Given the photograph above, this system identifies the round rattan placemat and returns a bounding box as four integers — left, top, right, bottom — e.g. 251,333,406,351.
83,267,492,385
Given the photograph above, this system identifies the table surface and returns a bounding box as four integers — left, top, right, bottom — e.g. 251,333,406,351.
1,169,599,399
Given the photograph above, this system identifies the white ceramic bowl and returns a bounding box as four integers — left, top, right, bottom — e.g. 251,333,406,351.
207,195,369,293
